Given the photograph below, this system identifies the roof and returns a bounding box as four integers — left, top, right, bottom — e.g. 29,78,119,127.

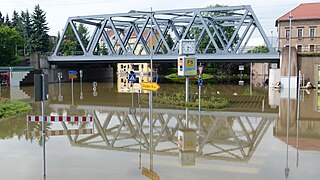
276,2,320,26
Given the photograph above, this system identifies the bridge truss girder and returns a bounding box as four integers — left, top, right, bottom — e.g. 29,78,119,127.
50,5,276,62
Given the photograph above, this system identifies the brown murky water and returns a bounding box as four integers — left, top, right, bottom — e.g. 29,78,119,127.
0,82,319,180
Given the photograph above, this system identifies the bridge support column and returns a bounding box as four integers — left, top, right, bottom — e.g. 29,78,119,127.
280,46,298,90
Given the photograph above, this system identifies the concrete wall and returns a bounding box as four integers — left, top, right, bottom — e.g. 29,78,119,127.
281,46,298,76
252,62,269,87
298,55,320,86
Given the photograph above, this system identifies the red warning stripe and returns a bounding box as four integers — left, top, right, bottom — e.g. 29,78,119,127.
27,129,93,137
26,115,93,122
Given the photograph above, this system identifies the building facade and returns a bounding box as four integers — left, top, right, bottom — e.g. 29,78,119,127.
276,2,320,52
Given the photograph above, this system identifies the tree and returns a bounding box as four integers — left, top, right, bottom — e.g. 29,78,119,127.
77,23,89,48
0,12,4,26
21,10,32,55
189,4,241,76
99,42,108,55
30,4,50,53
4,14,11,27
58,23,90,55
190,4,237,53
247,45,269,53
11,10,24,34
0,26,25,65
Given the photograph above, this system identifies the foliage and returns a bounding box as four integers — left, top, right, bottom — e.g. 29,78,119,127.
0,98,32,118
247,45,269,53
165,73,213,83
58,23,90,56
0,26,25,65
99,42,108,55
141,93,229,109
21,10,32,55
297,51,320,56
0,12,4,26
30,4,50,53
190,4,238,53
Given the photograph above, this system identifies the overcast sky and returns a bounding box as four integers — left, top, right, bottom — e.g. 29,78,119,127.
0,0,319,45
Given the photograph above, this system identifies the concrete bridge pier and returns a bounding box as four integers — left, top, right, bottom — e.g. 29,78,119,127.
280,46,298,89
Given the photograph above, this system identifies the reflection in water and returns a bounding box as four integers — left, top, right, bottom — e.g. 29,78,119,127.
48,103,275,163
1,82,320,179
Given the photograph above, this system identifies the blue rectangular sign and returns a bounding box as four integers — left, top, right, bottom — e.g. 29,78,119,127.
128,73,137,82
69,71,78,79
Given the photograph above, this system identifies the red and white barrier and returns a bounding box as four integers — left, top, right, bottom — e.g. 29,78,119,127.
27,129,93,137
26,115,93,122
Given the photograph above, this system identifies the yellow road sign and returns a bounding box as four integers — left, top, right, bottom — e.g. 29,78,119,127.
142,167,160,180
141,82,160,91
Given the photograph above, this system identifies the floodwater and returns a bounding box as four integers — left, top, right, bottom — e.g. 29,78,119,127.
0,82,320,180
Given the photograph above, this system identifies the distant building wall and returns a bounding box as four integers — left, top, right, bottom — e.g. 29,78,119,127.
298,55,320,86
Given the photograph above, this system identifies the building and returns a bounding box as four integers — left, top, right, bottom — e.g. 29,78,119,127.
276,2,320,52
109,29,159,93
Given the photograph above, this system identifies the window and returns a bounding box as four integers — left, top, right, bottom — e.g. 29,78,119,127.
285,29,290,38
297,28,303,38
297,45,302,52
310,45,315,52
310,28,316,38
132,65,139,71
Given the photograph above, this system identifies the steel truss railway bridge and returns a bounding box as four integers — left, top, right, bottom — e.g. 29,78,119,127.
49,5,279,63
42,104,277,162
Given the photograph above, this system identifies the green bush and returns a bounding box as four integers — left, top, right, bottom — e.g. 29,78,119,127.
142,93,229,109
0,99,32,119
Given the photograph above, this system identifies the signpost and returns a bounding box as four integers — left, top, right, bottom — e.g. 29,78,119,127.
34,74,49,177
239,65,244,86
69,70,78,105
92,82,98,96
141,82,160,91
128,73,137,83
58,72,63,101
79,70,83,100
68,71,78,79
142,167,160,180
128,72,137,107
197,64,204,143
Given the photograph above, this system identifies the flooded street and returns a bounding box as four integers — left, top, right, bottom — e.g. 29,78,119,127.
0,82,319,180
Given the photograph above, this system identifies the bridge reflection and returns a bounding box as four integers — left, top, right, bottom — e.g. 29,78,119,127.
49,104,276,162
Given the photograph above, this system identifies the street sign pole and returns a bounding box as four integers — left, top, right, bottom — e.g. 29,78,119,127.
132,81,134,107
198,63,203,137
58,72,62,101
80,70,83,100
185,76,189,128
41,74,46,177
138,90,142,169
149,7,154,171
71,78,74,105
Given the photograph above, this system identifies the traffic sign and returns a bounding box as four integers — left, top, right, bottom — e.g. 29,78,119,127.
141,82,160,91
69,70,78,79
198,66,204,75
239,65,244,71
128,73,137,82
142,167,160,180
198,77,203,87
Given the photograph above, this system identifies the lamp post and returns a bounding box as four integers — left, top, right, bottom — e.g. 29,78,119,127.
285,12,293,179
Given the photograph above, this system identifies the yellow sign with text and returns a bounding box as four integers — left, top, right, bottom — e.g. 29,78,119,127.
142,167,160,180
141,82,160,91
186,58,195,68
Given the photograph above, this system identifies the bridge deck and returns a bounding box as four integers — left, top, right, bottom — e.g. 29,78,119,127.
49,53,280,63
